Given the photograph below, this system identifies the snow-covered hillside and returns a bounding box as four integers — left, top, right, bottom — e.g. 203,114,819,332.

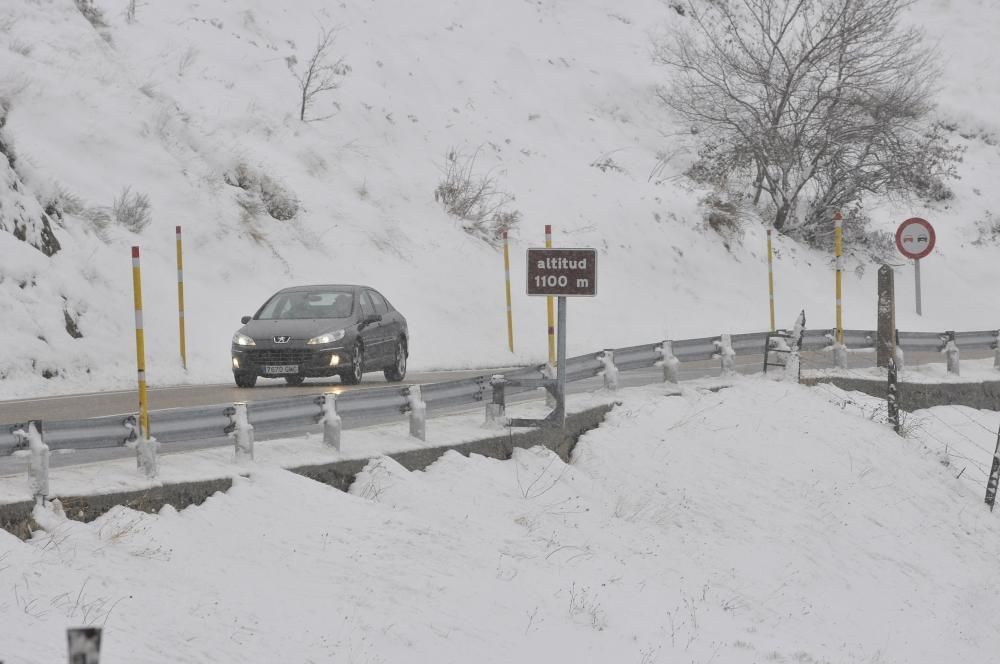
0,0,998,399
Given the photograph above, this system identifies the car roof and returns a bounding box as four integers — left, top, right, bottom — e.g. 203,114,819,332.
276,284,368,293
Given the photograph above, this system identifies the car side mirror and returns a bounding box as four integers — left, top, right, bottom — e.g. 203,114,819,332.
360,314,381,327
241,315,251,324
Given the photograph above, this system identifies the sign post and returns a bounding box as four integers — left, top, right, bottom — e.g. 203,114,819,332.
767,229,776,332
507,247,597,428
895,217,935,316
834,211,843,343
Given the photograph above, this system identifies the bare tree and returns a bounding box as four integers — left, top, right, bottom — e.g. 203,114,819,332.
654,0,959,244
291,27,350,122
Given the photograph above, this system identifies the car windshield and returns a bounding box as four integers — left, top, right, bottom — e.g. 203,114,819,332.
257,290,354,320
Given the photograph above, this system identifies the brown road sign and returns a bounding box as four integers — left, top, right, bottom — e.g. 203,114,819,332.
526,248,597,296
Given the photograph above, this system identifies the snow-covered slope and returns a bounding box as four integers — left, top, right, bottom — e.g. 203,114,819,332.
3,380,1000,662
0,0,998,399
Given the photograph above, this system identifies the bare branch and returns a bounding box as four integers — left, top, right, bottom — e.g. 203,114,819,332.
293,26,351,122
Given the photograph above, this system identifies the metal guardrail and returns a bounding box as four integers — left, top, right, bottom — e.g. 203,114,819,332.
36,414,137,453
1,327,997,457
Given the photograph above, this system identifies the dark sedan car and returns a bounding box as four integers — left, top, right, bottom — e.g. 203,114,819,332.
231,284,408,387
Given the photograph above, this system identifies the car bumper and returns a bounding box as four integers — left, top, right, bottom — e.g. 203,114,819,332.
231,345,352,377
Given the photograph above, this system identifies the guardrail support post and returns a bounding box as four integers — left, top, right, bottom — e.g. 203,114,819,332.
832,342,848,370
231,402,254,462
994,331,1000,370
485,375,507,426
943,330,960,376
715,334,735,376
15,421,48,505
824,330,848,370
598,349,619,391
657,340,680,384
321,393,341,451
543,363,557,407
136,433,160,479
407,385,426,441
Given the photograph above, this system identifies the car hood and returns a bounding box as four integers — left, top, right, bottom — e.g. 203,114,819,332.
239,318,347,344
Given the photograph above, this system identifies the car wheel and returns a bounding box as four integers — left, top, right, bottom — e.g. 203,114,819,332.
284,376,305,386
234,372,257,388
384,338,407,382
341,343,364,385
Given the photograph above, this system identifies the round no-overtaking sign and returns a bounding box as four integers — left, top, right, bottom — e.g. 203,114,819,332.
895,217,935,260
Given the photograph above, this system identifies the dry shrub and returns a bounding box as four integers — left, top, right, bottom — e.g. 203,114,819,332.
701,190,750,246
225,163,298,221
434,147,520,245
112,186,152,233
74,0,107,28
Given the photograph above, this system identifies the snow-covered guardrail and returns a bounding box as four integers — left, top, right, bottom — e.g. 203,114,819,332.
1,327,997,458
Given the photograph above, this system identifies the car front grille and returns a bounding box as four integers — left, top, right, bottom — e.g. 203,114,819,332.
246,349,316,365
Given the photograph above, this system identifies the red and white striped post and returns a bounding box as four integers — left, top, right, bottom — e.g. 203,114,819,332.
502,230,514,352
176,226,187,370
131,246,150,438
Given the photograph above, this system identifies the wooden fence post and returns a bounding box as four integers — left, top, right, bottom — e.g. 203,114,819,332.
887,357,900,435
877,265,896,368
986,426,1000,511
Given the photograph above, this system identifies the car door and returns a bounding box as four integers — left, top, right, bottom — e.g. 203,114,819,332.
357,290,385,366
378,291,406,337
368,290,398,365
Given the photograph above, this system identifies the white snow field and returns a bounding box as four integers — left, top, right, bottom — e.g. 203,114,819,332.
0,0,998,400
2,379,1000,663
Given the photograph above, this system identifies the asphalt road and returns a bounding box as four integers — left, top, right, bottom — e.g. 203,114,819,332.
0,369,500,424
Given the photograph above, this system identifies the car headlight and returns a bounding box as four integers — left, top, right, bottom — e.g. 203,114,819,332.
232,332,256,346
307,329,346,345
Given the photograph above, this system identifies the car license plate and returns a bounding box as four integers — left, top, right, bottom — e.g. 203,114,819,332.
264,365,299,375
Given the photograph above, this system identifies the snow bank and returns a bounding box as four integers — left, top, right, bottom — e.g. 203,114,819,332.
2,379,999,662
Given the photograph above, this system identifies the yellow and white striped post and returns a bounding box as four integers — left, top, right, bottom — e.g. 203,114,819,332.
834,211,844,344
131,246,150,439
767,229,776,332
502,230,514,352
545,224,555,364
176,226,187,370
